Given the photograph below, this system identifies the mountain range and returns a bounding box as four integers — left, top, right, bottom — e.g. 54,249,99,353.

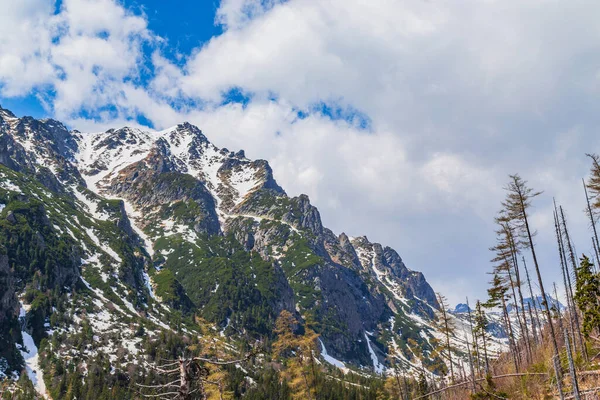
0,105,503,397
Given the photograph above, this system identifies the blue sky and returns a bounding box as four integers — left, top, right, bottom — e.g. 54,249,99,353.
1,0,223,120
125,0,222,55
2,0,600,305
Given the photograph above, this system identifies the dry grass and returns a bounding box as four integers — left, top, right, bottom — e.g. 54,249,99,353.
420,314,600,399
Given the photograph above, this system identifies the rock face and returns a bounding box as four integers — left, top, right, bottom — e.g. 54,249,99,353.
0,105,444,375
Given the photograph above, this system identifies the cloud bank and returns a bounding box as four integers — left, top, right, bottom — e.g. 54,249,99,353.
2,0,600,304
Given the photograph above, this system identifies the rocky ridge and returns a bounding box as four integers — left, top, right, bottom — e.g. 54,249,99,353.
0,105,487,396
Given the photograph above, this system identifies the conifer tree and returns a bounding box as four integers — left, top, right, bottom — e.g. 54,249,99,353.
502,174,560,357
485,273,518,372
466,297,482,376
574,255,600,338
491,215,531,360
473,300,490,374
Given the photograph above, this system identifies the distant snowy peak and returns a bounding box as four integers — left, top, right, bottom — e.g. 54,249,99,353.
453,303,471,313
452,294,564,316
506,294,565,313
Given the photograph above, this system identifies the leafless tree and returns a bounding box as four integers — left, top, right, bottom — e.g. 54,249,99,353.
138,351,255,400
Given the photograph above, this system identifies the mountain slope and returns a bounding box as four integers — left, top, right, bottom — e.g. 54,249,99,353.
0,105,455,396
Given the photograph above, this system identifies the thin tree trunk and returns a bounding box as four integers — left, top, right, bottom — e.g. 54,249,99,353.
507,229,533,360
593,238,600,274
564,326,581,400
438,299,455,383
501,294,519,372
554,282,566,337
523,257,544,336
394,369,405,400
555,209,578,354
583,178,600,267
513,256,533,360
558,206,587,361
527,303,538,346
560,206,580,282
476,302,490,374
553,355,566,400
517,190,561,364
505,261,525,364
464,333,477,394
481,329,489,376
466,297,481,377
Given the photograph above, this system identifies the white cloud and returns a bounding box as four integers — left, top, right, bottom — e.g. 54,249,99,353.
0,0,150,118
2,0,600,303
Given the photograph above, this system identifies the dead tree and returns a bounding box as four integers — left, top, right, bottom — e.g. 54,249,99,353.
502,175,561,358
564,326,581,400
139,352,255,400
436,293,456,383
464,333,477,394
523,257,544,337
558,205,587,361
555,207,579,355
493,215,532,361
583,178,600,266
466,297,481,377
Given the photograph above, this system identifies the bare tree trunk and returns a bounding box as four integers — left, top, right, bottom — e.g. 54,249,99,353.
553,355,566,400
583,178,600,267
555,209,579,356
527,303,538,346
558,206,587,361
554,282,566,337
507,231,533,360
517,190,561,367
437,295,455,383
523,257,544,337
466,297,481,377
394,368,405,400
403,374,410,400
179,358,193,400
505,261,525,364
481,328,489,376
501,294,519,372
593,238,600,274
560,206,579,281
564,326,581,400
464,333,477,394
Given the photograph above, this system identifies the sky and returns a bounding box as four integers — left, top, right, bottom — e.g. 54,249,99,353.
1,0,600,306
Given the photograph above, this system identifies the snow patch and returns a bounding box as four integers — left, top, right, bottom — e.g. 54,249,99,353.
319,339,348,373
18,305,49,399
364,333,385,374
0,180,21,193
84,227,122,263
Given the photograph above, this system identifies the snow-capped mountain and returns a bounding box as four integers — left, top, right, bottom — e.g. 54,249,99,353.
0,105,474,396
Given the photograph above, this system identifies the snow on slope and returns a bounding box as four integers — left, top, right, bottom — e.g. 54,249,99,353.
319,339,348,373
18,304,49,399
75,125,264,211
